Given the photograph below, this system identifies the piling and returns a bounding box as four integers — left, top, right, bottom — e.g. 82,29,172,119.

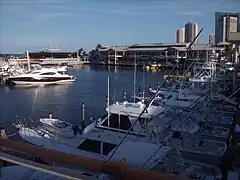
157,81,160,89
123,91,127,101
81,103,85,130
138,86,141,94
105,96,108,110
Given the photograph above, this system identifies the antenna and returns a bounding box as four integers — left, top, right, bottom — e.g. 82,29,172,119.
107,77,110,130
142,62,145,103
133,53,137,103
26,51,30,71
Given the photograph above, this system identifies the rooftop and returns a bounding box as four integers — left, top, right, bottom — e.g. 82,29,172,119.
130,42,187,48
99,46,128,52
98,43,223,52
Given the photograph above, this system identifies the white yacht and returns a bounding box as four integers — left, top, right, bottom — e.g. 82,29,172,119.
7,68,75,85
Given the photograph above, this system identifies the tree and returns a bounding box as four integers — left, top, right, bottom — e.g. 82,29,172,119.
95,44,102,51
78,48,83,56
221,46,234,61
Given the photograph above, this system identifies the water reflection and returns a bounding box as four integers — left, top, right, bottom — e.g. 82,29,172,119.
0,66,164,133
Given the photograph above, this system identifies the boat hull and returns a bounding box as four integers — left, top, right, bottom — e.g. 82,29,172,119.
9,77,75,85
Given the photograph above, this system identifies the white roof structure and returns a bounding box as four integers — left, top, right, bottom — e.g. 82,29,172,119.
107,101,165,118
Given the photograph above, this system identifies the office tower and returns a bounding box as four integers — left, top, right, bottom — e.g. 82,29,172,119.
215,12,240,44
176,28,185,43
185,21,198,43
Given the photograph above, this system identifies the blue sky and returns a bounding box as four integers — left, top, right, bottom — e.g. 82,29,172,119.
0,0,239,53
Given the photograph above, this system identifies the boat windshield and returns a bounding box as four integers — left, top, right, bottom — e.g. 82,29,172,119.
52,121,71,129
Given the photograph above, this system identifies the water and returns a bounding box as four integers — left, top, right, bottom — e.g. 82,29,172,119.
0,65,164,134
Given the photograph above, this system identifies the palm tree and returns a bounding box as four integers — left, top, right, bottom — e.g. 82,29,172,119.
82,51,86,56
78,48,83,56
95,44,102,51
221,46,234,61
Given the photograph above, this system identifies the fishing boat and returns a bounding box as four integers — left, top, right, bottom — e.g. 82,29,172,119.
39,114,80,138
165,159,222,180
201,124,230,141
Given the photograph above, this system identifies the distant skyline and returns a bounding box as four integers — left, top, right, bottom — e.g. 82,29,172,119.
0,0,240,53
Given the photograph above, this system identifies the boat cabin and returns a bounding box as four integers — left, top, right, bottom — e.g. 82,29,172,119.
98,101,165,135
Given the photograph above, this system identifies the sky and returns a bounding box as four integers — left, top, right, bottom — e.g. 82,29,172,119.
0,0,239,53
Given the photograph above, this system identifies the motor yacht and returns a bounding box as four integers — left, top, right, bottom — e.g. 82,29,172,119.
7,68,75,85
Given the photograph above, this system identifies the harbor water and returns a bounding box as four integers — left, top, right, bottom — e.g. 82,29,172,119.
0,65,164,134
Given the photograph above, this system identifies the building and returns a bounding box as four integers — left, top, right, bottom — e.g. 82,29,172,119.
176,28,185,43
208,34,215,46
97,43,223,65
215,12,240,44
98,46,128,64
185,22,198,43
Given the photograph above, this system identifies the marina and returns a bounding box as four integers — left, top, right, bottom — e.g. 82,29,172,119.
1,54,240,179
1,36,240,179
0,1,240,179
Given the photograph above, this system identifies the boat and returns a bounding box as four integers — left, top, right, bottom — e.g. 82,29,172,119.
0,60,9,76
7,68,75,85
17,125,174,179
147,108,228,165
163,159,222,180
202,112,234,128
164,74,192,79
189,75,212,83
39,114,80,138
201,124,230,141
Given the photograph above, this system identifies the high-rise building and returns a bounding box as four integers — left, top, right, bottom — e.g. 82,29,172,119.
215,12,240,44
185,22,198,43
208,34,215,46
176,28,185,43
